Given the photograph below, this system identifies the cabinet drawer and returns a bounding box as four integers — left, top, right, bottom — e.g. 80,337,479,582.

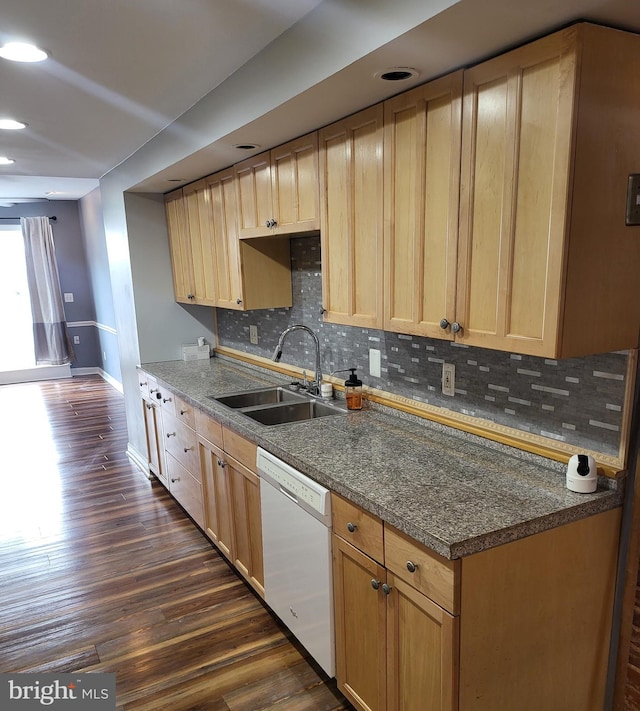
156,386,176,415
385,525,460,614
195,408,224,448
165,454,204,529
222,426,257,472
174,393,196,429
137,369,150,397
162,411,199,477
332,493,384,565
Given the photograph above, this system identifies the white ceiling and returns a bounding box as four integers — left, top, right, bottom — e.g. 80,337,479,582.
0,0,639,203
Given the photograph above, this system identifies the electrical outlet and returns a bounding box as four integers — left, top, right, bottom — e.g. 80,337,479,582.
64,292,74,303
442,363,455,396
73,335,80,345
369,348,381,378
249,325,258,345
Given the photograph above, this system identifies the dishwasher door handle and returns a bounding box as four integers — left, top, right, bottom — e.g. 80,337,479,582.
278,485,298,505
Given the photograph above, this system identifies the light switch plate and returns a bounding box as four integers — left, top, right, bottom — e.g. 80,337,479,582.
369,348,381,378
626,174,640,226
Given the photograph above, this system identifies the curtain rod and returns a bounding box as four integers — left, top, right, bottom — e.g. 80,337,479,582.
0,216,57,221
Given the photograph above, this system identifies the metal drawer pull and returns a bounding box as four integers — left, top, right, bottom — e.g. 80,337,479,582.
180,409,188,415
183,447,192,453
150,388,158,394
163,397,172,404
166,432,176,438
171,477,180,483
370,579,381,591
382,583,392,595
406,560,418,573
347,522,357,533
139,381,147,387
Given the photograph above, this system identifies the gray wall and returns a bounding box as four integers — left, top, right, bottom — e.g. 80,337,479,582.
79,188,121,384
0,201,101,371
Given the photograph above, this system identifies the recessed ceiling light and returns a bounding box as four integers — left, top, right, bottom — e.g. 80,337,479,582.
376,67,419,82
0,42,48,63
167,178,186,183
0,156,16,165
233,143,260,151
0,119,27,130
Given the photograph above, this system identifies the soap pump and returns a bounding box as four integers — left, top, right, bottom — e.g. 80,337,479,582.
344,368,363,411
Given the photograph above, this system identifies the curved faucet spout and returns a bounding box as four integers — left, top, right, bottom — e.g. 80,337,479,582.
272,324,323,395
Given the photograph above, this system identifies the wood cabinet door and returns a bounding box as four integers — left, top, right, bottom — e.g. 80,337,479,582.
183,179,217,306
165,189,194,303
333,534,387,711
319,105,384,328
383,71,463,339
235,151,273,238
206,168,243,310
227,455,264,596
456,30,577,356
199,435,234,560
386,573,458,711
142,396,165,484
271,132,319,234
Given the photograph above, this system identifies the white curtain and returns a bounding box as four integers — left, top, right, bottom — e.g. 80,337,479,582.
21,216,75,366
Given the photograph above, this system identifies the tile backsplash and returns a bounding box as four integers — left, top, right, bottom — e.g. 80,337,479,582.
217,235,629,458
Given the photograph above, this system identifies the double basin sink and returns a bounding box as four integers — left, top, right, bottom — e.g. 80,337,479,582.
210,385,347,426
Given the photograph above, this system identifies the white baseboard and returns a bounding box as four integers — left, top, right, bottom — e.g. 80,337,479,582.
0,363,71,385
72,367,123,394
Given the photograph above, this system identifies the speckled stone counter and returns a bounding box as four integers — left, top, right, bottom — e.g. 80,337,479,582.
140,356,622,560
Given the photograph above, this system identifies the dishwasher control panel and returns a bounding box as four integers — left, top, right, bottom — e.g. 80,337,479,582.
257,448,330,520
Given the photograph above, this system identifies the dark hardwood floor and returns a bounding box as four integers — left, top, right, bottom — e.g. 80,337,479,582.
0,375,351,711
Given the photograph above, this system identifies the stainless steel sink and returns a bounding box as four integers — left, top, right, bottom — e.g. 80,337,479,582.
210,386,347,425
212,386,304,409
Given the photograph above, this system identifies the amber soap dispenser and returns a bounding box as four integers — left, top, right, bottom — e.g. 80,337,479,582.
344,368,363,410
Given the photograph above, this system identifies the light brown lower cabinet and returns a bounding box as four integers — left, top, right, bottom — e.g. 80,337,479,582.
333,494,621,711
333,534,458,711
197,409,264,597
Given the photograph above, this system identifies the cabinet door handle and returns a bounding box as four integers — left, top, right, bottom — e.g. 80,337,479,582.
150,388,158,394
439,318,450,330
145,403,153,410
163,397,172,404
187,293,195,300
347,522,357,533
451,321,463,334
180,409,188,415
382,583,392,596
370,579,381,591
406,560,418,573
183,447,193,453
236,298,242,305
171,477,180,483
139,381,147,387
217,458,227,468
166,432,176,438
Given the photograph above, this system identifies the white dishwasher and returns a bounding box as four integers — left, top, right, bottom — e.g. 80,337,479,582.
257,447,335,678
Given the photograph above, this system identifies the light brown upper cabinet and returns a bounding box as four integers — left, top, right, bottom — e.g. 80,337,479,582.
455,23,640,357
235,132,319,238
164,189,194,304
383,71,463,339
319,105,384,329
166,169,292,311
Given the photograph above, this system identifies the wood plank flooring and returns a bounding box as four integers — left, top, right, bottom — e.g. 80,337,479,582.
0,375,352,711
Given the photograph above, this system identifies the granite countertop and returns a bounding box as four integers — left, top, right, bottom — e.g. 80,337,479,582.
140,356,622,560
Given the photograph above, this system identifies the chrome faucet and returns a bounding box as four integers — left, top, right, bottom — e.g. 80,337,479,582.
272,324,323,396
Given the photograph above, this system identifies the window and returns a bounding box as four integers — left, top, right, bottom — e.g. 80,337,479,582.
0,225,35,371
